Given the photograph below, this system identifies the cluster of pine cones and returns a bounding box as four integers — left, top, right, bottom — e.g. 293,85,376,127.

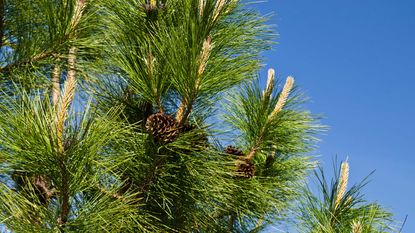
145,113,255,178
224,146,256,178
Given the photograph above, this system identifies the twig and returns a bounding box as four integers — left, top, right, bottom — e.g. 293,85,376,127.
56,63,76,151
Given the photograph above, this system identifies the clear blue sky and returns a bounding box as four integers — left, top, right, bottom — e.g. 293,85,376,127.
254,0,415,232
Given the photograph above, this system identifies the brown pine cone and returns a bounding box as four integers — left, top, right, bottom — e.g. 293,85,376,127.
235,158,256,178
145,113,180,143
224,145,244,156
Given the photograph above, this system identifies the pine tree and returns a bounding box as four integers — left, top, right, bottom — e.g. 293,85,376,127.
0,0,398,232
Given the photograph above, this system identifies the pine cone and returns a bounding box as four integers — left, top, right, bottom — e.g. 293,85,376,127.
145,113,179,143
236,158,256,178
12,172,55,204
224,146,255,178
33,175,55,204
224,145,244,156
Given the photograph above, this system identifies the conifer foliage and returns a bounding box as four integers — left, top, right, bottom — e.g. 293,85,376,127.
0,0,397,232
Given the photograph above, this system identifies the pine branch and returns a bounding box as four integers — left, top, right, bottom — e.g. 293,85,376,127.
176,36,212,124
1,0,87,76
56,71,76,226
56,64,76,149
245,75,295,160
56,0,85,148
57,1,88,225
197,36,212,80
56,3,84,219
56,0,86,224
176,97,186,124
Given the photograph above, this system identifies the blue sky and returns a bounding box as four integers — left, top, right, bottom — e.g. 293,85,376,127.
254,0,415,232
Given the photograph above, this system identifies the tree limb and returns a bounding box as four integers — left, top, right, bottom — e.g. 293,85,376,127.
176,36,212,125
